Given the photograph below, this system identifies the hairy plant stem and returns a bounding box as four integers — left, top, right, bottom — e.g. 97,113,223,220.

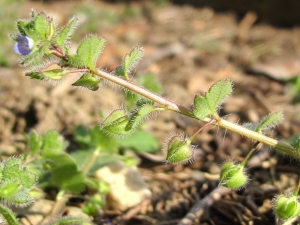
93,69,298,158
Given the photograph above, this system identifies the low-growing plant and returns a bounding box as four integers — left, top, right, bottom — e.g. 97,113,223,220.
5,9,300,224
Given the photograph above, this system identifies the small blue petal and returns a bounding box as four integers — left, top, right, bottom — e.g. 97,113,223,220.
14,35,34,56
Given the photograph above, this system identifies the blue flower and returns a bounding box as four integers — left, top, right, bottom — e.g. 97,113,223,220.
14,35,34,56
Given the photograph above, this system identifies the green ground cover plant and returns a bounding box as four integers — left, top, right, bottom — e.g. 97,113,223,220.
3,9,300,224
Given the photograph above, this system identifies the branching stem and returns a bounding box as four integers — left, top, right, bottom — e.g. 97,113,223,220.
93,69,298,158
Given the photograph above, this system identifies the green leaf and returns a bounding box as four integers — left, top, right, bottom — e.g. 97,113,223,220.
193,79,233,120
114,46,144,79
73,125,91,148
41,130,66,158
0,204,18,225
2,158,36,189
126,104,156,131
68,35,106,71
256,111,284,133
26,62,68,81
72,72,101,91
121,130,159,153
0,157,36,206
243,111,284,133
34,13,49,40
17,11,53,41
17,19,35,38
100,104,159,137
26,131,42,154
40,62,68,80
99,109,131,136
55,16,78,54
48,153,85,193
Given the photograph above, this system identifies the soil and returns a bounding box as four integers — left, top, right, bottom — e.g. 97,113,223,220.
1,1,300,225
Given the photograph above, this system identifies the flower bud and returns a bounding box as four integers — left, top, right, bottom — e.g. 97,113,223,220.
219,161,248,189
165,135,195,165
273,194,300,220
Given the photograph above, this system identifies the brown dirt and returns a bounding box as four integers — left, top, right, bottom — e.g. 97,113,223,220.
2,1,300,224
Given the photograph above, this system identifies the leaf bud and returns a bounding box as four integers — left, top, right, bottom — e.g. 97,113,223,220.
219,161,248,189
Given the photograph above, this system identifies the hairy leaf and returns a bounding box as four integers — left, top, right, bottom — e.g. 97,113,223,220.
243,111,284,133
39,62,68,80
193,79,233,120
41,130,66,158
72,72,101,91
256,111,284,133
55,16,78,54
26,131,43,154
68,35,106,71
0,157,36,206
16,12,53,43
26,62,68,81
99,109,131,136
126,104,156,131
34,13,49,40
114,46,144,79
